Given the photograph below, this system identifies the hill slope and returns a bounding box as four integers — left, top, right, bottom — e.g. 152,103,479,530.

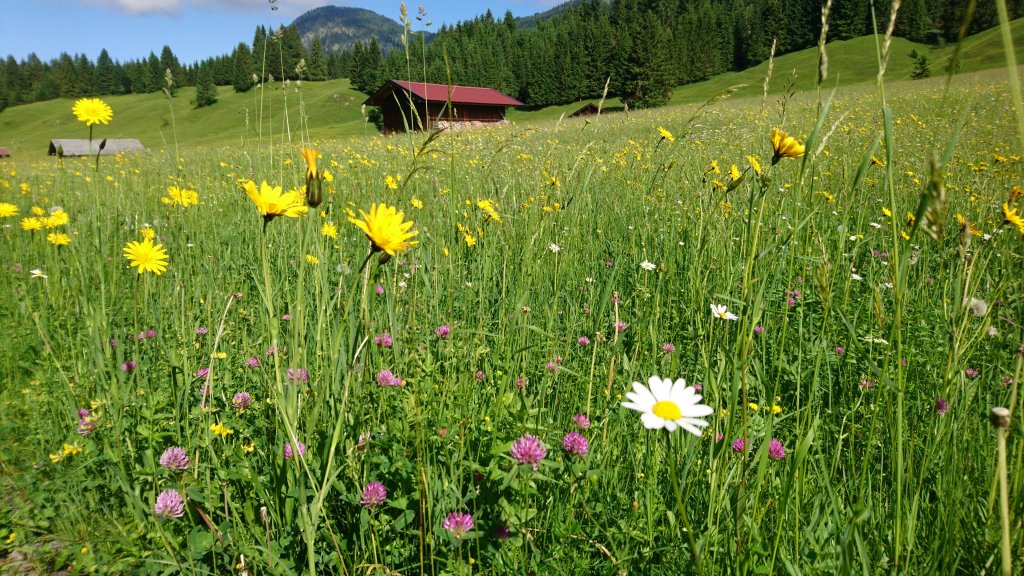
292,6,424,54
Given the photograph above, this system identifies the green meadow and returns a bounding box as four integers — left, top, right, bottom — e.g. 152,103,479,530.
0,22,1023,576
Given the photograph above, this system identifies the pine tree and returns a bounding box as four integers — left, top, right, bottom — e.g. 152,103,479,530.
194,64,217,108
160,45,181,94
94,49,119,95
232,43,253,92
307,35,328,81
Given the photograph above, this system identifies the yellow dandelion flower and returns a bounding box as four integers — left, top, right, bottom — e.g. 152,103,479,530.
243,180,308,226
770,128,805,164
900,230,910,240
746,155,762,175
410,197,424,209
162,185,199,207
72,98,113,126
0,203,18,217
476,198,500,222
349,202,419,256
321,221,338,239
44,210,69,228
140,226,155,240
306,254,320,265
870,155,885,167
729,164,741,182
123,237,169,275
710,160,721,175
47,232,71,246
657,126,675,142
1003,202,1024,234
20,217,43,231
882,207,892,218
301,147,318,180
385,175,401,189
31,206,46,216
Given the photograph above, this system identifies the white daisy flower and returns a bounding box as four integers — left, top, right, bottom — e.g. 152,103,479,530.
640,260,656,271
710,303,738,320
548,243,561,253
30,269,47,279
622,376,713,435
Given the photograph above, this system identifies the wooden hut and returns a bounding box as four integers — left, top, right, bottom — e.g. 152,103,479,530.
364,80,523,133
48,139,145,157
569,103,601,118
0,147,10,158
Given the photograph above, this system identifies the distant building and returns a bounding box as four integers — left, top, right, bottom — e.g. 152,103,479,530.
48,139,145,157
569,103,601,118
364,80,523,133
0,147,10,158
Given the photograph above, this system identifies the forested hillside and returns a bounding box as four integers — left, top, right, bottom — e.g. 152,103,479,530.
1,0,1021,113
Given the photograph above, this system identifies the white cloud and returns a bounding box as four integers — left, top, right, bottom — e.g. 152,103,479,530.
81,0,323,17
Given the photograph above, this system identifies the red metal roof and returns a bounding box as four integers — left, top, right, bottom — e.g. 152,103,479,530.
372,80,523,107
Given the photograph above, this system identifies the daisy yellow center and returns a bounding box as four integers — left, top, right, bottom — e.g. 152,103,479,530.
652,400,683,420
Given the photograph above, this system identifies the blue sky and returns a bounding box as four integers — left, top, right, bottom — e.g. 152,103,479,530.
2,0,563,65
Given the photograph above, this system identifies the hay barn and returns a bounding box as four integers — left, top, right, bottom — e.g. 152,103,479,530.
364,80,523,133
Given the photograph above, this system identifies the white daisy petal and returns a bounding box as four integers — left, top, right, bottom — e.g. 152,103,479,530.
663,420,678,432
649,376,672,400
630,382,657,405
678,419,708,437
641,412,666,429
683,403,714,418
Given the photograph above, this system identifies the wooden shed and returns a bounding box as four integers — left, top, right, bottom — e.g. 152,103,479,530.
0,147,10,158
569,103,601,118
364,80,523,133
48,139,145,157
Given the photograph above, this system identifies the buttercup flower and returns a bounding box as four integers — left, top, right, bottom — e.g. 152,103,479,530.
348,203,419,257
621,376,713,435
770,128,805,164
243,180,308,226
123,237,169,275
72,98,113,126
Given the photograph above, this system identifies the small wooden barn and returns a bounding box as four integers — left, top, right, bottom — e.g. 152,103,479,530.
48,139,145,157
364,80,523,133
569,103,601,118
0,147,10,158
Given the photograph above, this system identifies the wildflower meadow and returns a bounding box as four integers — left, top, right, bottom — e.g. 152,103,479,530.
1,13,1024,576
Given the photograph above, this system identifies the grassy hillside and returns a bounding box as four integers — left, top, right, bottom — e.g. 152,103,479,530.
0,79,372,158
3,19,1024,156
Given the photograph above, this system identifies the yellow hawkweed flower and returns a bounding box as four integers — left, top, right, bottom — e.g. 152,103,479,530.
747,155,762,175
385,175,401,190
20,217,43,231
123,237,169,275
410,197,424,209
72,98,113,126
140,226,155,240
243,180,308,227
306,254,319,265
870,155,885,167
349,202,419,257
45,210,69,228
162,185,199,207
1003,202,1024,234
729,164,741,182
321,221,338,239
657,126,675,142
31,206,46,216
476,198,500,222
0,203,17,217
301,147,318,180
47,232,71,246
882,207,892,218
770,128,805,164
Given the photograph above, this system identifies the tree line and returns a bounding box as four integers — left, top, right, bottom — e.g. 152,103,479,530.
1,0,1021,114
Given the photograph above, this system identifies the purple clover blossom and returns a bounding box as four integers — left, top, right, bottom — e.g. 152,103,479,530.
573,413,590,429
516,376,527,390
562,432,589,457
375,284,385,296
154,489,185,518
287,368,309,384
731,438,749,453
77,409,95,436
376,370,403,387
196,367,210,381
835,346,845,356
965,367,979,379
510,434,547,470
860,379,875,390
662,342,676,353
121,360,136,373
283,441,306,460
434,324,451,339
360,482,387,509
374,332,393,347
195,327,208,335
545,361,560,374
578,336,590,346
475,370,485,381
246,356,260,368
282,314,292,321
146,329,157,339
232,391,253,410
614,321,628,333
754,325,764,334
443,512,474,539
935,397,950,415
768,439,786,460
693,382,702,391
159,446,190,470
